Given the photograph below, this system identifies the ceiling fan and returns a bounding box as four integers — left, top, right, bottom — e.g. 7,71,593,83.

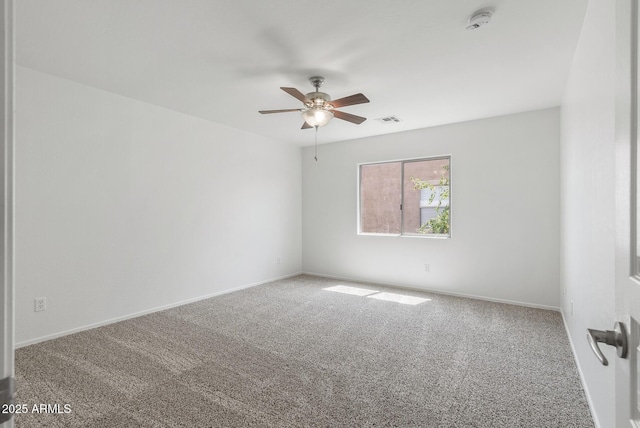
259,76,370,129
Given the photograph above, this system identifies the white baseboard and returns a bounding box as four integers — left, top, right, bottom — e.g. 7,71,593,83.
560,309,601,428
17,270,560,348
301,271,561,311
16,271,302,348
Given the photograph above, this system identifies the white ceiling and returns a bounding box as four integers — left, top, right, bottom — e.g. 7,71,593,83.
15,0,588,146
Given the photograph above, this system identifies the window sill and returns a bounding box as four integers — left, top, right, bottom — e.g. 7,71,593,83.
358,232,450,239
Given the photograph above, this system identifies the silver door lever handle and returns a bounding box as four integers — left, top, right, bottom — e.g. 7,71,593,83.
586,321,628,366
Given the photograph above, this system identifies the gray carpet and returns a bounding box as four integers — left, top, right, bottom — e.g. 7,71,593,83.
14,275,594,427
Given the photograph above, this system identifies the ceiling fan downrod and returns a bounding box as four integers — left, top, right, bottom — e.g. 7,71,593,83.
309,76,325,91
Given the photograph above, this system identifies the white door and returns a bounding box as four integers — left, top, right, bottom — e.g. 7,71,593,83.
0,1,15,427
614,1,640,427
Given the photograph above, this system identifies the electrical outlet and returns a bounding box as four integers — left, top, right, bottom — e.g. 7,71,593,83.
424,264,430,272
34,297,46,312
276,257,281,265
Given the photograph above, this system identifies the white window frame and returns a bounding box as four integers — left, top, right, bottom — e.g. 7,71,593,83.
357,155,451,238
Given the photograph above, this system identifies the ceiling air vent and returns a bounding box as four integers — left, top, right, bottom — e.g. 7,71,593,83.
376,115,402,124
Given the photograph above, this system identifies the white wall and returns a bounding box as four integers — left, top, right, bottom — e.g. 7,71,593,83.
15,66,302,346
560,1,615,427
302,108,560,308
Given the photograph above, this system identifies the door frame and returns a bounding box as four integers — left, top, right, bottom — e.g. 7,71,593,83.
615,0,640,426
1,0,15,427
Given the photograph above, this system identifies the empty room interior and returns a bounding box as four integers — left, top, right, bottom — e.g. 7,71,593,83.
2,0,633,427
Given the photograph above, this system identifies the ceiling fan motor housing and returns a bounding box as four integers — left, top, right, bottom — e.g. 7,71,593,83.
305,91,332,108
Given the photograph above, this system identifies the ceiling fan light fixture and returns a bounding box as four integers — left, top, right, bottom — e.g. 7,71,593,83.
302,108,333,127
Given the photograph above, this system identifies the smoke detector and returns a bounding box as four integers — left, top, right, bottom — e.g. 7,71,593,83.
465,9,493,30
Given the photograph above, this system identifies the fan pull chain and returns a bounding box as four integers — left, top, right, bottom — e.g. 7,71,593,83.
314,126,318,161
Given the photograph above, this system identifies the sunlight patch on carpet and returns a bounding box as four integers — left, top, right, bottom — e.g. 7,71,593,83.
323,285,430,305
366,292,430,305
322,285,378,296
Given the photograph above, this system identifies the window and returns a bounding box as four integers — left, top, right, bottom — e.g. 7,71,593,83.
358,156,450,237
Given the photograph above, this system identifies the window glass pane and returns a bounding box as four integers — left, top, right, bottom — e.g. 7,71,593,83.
360,162,401,234
403,158,450,235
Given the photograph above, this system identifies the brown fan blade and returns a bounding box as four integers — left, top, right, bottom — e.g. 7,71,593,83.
329,93,370,108
331,110,367,125
281,87,309,103
258,109,301,114
301,122,313,129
